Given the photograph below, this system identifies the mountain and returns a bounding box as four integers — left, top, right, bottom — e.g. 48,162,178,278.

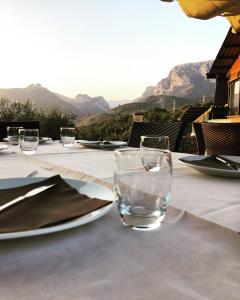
108,99,131,108
76,94,196,127
141,60,215,100
142,86,155,98
139,95,196,110
73,94,109,113
56,92,110,115
0,84,110,117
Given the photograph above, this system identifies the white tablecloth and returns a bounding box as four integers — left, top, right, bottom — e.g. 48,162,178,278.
0,142,240,300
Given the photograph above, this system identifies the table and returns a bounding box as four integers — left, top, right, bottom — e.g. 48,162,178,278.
207,118,240,123
0,142,240,300
226,115,240,120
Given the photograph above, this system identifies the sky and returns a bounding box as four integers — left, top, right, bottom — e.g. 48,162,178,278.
0,0,229,101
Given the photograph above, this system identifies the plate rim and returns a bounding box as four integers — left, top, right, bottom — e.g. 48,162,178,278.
179,155,240,177
0,144,9,150
77,140,127,148
0,177,114,240
39,137,52,144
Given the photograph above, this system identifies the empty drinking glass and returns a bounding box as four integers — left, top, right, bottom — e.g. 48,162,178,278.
114,148,172,231
19,129,39,155
140,135,169,150
7,126,23,146
60,127,75,147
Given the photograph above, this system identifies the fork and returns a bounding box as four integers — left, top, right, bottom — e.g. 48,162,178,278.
27,170,39,177
215,156,240,171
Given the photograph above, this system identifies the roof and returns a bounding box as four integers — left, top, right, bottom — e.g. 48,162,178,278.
207,28,240,79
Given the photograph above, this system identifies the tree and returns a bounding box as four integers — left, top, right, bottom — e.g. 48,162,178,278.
0,98,76,139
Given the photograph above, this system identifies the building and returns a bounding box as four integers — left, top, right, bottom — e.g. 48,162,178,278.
207,28,240,116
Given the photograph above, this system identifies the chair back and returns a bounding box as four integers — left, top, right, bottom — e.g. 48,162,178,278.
128,121,185,152
210,106,228,119
0,121,40,141
193,122,206,155
201,122,240,155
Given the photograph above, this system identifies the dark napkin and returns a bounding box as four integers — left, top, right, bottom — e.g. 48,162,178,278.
180,155,240,170
0,175,112,233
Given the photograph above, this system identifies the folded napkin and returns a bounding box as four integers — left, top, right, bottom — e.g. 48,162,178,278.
180,155,240,170
0,175,112,233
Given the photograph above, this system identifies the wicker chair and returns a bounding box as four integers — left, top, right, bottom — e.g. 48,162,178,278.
193,122,206,155
127,121,185,152
0,121,40,141
201,122,240,156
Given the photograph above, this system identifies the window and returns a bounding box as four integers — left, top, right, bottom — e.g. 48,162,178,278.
229,80,240,115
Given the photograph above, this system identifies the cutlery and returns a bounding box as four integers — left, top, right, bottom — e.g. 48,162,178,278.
214,155,240,171
27,170,39,177
0,184,56,213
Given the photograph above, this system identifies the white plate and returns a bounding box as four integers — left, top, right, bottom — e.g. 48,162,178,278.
180,155,240,178
0,177,114,240
0,144,9,151
78,140,127,149
39,137,52,144
77,140,101,149
3,137,52,144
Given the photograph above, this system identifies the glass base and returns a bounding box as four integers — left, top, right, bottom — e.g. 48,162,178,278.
10,142,19,146
63,143,74,147
22,150,37,155
122,220,162,231
120,211,165,231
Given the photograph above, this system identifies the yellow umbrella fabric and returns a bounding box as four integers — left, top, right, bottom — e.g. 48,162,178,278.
227,15,240,33
161,0,240,32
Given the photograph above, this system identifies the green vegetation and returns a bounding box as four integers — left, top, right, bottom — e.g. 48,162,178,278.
0,98,75,139
39,107,75,140
76,104,202,153
77,114,132,141
76,107,184,142
0,97,204,153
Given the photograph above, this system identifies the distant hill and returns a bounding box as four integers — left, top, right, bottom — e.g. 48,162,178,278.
129,95,200,112
140,60,215,100
0,84,110,117
76,94,196,127
56,92,110,115
108,99,131,108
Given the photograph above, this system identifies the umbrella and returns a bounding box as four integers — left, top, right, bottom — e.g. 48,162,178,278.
161,0,240,33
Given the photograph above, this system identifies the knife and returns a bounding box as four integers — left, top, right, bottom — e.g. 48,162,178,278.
215,155,240,171
0,184,56,213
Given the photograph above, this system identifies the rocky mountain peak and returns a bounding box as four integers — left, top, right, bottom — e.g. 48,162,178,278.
74,94,109,110
26,83,44,90
141,60,215,100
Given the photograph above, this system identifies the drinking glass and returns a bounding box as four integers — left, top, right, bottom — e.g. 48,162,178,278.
60,127,75,147
114,148,172,231
7,126,23,146
140,135,169,150
19,129,39,155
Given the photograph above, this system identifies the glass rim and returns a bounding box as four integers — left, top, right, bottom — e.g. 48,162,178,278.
60,127,75,130
115,148,171,155
7,126,24,130
140,135,169,139
18,128,39,132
